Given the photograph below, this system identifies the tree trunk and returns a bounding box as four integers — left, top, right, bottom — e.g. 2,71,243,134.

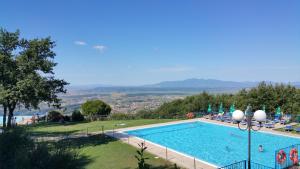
7,110,12,128
2,106,7,128
7,105,15,128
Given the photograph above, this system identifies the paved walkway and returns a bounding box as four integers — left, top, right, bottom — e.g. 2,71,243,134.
199,118,300,138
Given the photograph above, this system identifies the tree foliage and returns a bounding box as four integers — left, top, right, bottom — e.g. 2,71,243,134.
0,28,68,127
47,110,63,122
71,110,85,122
138,82,300,119
81,100,111,119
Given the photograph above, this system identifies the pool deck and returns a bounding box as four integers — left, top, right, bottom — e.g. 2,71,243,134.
106,118,300,169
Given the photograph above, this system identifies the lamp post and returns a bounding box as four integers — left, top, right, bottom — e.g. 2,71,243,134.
232,105,267,169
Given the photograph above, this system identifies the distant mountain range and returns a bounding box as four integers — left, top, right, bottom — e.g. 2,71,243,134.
144,79,258,88
69,79,300,93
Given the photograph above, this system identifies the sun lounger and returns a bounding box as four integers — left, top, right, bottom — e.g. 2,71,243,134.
251,121,257,126
280,120,286,125
285,125,293,131
225,119,232,123
240,121,247,125
295,127,300,132
265,123,274,128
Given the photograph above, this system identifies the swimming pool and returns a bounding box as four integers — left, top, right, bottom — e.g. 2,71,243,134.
126,121,300,167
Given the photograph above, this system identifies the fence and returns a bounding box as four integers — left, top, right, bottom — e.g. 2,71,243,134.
218,160,274,169
274,144,300,169
218,160,247,169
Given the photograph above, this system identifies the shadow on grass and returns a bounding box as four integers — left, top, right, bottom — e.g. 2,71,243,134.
39,134,117,168
122,164,180,169
28,121,90,128
55,134,117,149
61,153,92,169
150,165,181,169
28,129,82,137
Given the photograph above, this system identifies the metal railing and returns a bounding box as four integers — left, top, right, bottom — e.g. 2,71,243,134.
274,144,300,169
251,161,274,169
218,160,247,169
218,160,274,169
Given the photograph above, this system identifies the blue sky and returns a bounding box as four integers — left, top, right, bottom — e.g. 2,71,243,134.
1,0,300,85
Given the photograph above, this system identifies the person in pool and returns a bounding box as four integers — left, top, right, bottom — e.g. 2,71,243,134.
258,145,263,152
226,146,230,152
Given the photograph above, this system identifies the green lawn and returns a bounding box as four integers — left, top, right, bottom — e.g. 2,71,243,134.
26,119,177,137
27,119,181,168
56,134,178,169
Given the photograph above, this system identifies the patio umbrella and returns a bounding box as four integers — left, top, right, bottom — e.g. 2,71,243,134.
207,104,212,114
229,104,235,115
276,107,282,116
218,103,224,115
262,105,266,112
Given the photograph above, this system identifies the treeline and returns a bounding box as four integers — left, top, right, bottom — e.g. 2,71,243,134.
137,82,300,119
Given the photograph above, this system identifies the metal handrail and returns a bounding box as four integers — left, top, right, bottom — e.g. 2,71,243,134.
218,160,274,169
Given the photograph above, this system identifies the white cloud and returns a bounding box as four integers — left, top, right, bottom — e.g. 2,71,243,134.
74,41,87,46
93,45,107,52
148,66,194,73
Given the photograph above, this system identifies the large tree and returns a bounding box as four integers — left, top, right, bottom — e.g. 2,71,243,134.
81,100,111,120
0,28,68,128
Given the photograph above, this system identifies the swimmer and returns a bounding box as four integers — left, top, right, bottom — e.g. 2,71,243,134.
225,146,230,152
258,145,263,152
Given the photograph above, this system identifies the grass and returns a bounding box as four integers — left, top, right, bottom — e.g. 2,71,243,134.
25,119,178,137
24,119,181,168
55,134,179,169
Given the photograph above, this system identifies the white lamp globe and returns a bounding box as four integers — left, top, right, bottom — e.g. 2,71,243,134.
232,110,245,122
254,110,266,122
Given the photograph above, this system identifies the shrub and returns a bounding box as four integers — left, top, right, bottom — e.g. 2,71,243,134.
136,110,159,119
186,112,195,119
81,100,111,120
0,129,83,169
47,110,63,122
135,142,150,169
109,113,136,120
71,110,85,122
63,115,71,122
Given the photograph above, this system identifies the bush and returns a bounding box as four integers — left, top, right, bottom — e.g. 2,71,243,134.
0,129,83,169
136,110,159,119
71,110,85,122
63,115,71,122
81,100,111,120
47,110,63,122
109,113,136,120
186,112,195,119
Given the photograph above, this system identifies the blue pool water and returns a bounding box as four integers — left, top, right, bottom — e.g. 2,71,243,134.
0,116,32,125
126,121,300,167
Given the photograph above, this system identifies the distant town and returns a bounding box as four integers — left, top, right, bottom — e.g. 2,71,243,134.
3,79,300,116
